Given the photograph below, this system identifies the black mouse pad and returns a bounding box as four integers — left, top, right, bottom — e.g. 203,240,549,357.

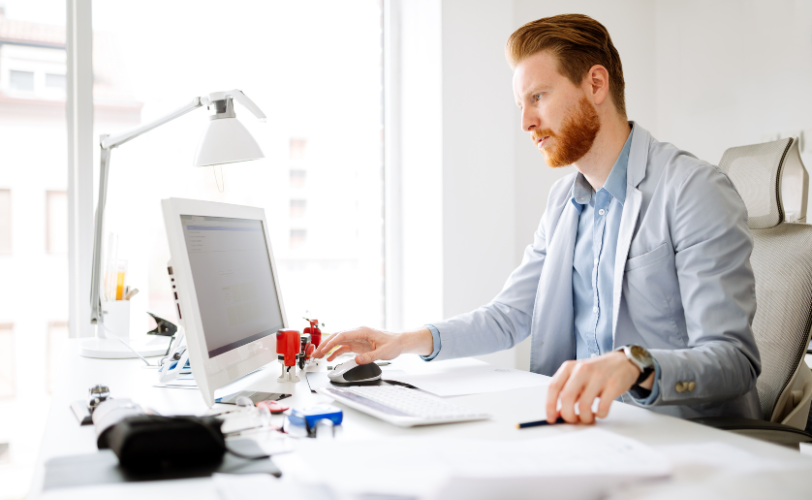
43,442,281,491
305,371,406,393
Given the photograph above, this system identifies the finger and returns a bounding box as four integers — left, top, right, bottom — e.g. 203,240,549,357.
546,362,574,423
559,365,589,424
597,382,624,419
327,345,354,362
558,382,582,424
314,331,349,358
577,379,603,425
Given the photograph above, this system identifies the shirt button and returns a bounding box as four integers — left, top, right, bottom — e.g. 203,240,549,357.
592,306,599,313
593,258,598,265
590,354,597,359
598,209,606,216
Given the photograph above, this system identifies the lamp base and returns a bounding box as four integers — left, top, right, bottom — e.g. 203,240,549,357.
80,337,170,359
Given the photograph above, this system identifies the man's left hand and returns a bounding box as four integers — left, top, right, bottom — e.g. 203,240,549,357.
545,351,654,424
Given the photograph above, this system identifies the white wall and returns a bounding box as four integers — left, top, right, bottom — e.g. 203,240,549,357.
441,0,517,368
654,0,812,171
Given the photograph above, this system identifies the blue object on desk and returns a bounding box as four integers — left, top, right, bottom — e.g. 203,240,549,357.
289,404,343,432
158,358,191,374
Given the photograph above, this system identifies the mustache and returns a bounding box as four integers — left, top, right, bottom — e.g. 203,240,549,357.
531,129,555,142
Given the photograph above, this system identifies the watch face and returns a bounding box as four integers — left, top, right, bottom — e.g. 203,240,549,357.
630,345,653,366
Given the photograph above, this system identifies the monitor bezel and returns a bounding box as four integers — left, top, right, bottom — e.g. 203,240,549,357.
162,197,286,407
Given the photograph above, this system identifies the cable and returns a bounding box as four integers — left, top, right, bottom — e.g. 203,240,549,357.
101,323,153,367
224,446,270,461
213,165,225,192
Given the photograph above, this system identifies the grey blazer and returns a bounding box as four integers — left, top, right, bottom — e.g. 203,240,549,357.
432,123,762,420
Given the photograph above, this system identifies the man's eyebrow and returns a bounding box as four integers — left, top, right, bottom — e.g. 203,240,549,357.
525,84,552,98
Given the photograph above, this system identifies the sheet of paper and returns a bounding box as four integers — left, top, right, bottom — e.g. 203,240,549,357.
655,441,798,474
383,363,550,397
295,427,671,499
213,473,337,500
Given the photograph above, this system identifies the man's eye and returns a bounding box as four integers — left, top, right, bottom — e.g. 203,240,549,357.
533,94,542,101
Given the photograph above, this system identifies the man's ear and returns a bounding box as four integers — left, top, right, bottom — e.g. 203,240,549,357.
586,65,610,106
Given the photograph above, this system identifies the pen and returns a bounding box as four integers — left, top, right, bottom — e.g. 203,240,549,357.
516,417,566,429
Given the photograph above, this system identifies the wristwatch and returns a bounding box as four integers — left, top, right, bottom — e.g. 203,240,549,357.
619,345,655,387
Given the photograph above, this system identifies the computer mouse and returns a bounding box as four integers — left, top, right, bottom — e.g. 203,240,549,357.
328,359,382,384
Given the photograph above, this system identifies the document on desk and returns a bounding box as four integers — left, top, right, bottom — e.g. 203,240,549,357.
295,427,671,500
383,363,549,397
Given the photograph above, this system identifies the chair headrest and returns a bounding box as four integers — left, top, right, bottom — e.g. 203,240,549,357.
718,137,808,229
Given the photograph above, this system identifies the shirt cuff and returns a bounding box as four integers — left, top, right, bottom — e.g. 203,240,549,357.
628,357,661,406
420,324,442,361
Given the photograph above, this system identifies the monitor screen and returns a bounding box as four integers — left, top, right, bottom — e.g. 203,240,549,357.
180,215,284,358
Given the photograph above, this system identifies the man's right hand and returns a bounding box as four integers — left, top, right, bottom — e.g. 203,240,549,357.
312,326,434,365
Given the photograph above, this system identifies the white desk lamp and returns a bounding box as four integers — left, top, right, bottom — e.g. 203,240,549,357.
81,89,267,358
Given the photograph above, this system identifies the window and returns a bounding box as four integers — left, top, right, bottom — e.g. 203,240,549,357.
92,1,385,332
46,190,67,255
9,69,33,91
0,189,10,254
0,324,14,399
290,228,307,248
289,138,307,159
290,169,307,189
290,199,307,218
46,322,68,394
45,73,66,90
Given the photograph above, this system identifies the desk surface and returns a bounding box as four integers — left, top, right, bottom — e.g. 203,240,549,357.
31,340,812,499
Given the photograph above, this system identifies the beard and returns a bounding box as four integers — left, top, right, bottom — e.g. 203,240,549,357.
531,96,601,168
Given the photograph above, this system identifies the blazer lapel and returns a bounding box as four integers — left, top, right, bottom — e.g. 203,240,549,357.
612,124,651,343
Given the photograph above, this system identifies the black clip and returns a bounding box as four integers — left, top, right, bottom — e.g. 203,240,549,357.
147,312,178,337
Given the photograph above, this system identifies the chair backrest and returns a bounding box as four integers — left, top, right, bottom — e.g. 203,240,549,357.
719,137,812,421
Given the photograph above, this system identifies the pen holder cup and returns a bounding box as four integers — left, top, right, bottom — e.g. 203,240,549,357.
101,301,131,340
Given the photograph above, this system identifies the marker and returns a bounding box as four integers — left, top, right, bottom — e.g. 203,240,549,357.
516,417,566,429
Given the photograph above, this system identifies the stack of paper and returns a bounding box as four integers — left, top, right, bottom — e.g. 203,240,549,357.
295,428,671,499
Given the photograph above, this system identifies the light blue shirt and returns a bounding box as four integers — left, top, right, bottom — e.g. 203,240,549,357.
425,126,660,404
571,134,630,359
570,126,660,404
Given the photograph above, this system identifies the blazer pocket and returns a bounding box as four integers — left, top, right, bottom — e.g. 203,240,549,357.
625,242,673,272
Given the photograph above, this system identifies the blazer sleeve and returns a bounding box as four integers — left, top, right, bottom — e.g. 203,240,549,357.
648,163,761,406
428,211,549,361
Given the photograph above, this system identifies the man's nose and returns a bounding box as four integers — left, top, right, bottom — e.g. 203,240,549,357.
522,108,539,132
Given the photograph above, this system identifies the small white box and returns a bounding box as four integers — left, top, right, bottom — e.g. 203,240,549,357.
101,301,131,340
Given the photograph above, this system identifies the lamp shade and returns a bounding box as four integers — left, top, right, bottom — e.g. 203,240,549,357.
193,116,264,167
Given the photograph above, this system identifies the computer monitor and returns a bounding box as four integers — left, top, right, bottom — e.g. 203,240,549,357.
162,198,287,407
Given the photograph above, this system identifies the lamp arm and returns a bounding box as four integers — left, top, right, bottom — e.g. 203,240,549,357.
100,96,209,149
89,96,209,326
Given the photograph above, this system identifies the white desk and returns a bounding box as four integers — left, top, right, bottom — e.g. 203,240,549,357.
30,340,812,499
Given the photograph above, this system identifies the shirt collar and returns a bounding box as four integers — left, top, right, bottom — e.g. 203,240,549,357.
571,124,634,209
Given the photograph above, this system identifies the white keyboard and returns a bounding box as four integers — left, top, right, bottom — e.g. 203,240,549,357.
317,384,491,427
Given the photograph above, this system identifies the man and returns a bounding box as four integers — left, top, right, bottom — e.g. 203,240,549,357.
314,14,761,423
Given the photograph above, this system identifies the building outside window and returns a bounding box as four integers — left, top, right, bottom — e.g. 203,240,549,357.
0,324,13,400
46,322,69,394
0,189,10,254
46,190,67,255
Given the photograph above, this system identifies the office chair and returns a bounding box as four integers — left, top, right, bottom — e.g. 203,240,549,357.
690,137,812,448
